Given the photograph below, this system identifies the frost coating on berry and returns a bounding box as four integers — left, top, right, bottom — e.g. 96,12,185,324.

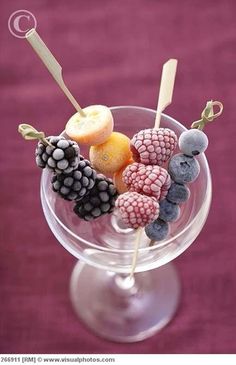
131,128,177,166
74,174,118,221
35,136,80,174
179,129,208,156
166,182,190,204
51,156,97,201
168,153,200,184
116,192,159,229
123,162,171,200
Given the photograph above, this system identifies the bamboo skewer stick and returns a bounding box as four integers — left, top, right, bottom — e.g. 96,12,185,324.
129,227,142,279
154,59,178,129
26,29,85,117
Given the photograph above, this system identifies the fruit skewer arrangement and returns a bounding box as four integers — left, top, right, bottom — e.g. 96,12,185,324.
18,29,223,276
18,123,118,220
121,100,223,244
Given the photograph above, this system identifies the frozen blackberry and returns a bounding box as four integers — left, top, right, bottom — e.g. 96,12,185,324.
74,175,118,221
51,156,97,201
36,135,80,174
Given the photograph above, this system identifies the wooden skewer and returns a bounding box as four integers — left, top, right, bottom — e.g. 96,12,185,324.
154,59,178,129
129,227,142,279
26,29,86,117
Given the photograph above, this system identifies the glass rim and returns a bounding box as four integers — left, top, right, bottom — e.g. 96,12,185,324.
41,105,212,254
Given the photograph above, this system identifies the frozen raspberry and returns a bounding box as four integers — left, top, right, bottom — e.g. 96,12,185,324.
131,128,177,166
115,192,159,229
123,162,171,200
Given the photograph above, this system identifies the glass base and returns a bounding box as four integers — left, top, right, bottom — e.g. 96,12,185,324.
70,262,181,342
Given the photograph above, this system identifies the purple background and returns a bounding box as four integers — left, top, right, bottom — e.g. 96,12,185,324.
1,0,235,354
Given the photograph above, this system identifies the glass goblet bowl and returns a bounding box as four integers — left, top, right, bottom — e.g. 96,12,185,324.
41,106,212,342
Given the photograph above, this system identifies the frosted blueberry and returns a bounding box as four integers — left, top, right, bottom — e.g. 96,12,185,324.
168,153,200,184
179,129,208,156
166,182,190,204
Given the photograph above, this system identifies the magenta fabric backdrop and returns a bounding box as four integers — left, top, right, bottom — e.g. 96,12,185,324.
1,0,235,354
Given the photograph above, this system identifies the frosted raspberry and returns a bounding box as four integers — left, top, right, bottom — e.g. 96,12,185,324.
116,192,159,229
131,128,177,166
123,162,171,200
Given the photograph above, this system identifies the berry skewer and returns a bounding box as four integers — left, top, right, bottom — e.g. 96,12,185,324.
147,100,223,245
26,29,114,146
18,123,118,218
116,59,178,276
169,100,223,185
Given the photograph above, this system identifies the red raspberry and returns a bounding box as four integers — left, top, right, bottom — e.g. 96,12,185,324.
123,162,171,200
116,192,159,229
131,128,177,166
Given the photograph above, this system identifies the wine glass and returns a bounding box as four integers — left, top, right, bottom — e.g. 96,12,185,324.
40,106,212,342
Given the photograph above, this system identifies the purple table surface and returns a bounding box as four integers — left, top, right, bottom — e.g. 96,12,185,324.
1,0,236,354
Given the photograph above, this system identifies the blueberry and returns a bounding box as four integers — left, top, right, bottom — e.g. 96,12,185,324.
168,153,200,184
166,182,190,204
179,129,208,157
145,219,169,241
159,199,180,222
